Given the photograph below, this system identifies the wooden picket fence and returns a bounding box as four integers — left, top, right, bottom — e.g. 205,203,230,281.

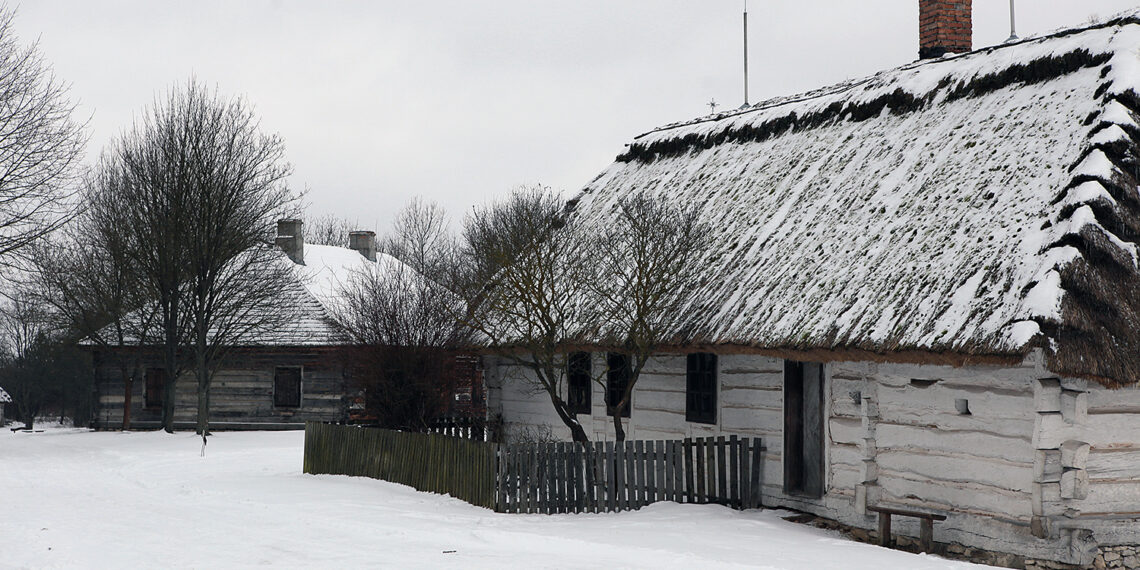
497,436,764,514
304,422,763,514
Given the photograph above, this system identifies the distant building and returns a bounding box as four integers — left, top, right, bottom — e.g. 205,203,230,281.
91,220,482,431
0,385,10,424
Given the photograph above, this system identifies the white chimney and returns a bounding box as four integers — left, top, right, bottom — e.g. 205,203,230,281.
275,219,304,264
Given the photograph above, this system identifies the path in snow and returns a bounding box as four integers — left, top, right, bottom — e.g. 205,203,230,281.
0,428,997,569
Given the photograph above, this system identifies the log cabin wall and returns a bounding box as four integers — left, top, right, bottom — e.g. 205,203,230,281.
484,350,1140,565
92,348,348,430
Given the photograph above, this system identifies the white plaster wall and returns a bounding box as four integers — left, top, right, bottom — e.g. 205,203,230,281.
1035,378,1140,548
484,353,787,500
483,352,1140,563
832,360,1044,558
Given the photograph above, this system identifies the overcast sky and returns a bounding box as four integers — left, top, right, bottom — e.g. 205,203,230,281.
17,1,1140,235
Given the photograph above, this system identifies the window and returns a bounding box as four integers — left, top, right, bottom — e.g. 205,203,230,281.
274,367,302,408
686,353,717,424
606,353,631,418
144,368,165,410
567,352,592,415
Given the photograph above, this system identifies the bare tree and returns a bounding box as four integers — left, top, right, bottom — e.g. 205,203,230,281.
381,198,454,282
21,215,158,430
0,6,86,265
334,260,469,429
306,214,358,247
461,189,709,443
333,201,469,430
586,193,710,441
88,120,190,432
178,82,296,436
0,294,89,429
459,186,595,443
92,80,297,434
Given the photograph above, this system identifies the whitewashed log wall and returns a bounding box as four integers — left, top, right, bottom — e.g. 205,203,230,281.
484,350,1140,565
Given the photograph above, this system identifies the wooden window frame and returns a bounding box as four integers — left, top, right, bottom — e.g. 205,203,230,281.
605,352,631,418
686,353,718,424
566,351,592,416
274,366,302,408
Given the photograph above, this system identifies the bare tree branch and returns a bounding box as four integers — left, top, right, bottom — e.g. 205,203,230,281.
458,186,596,443
0,6,86,266
331,201,470,430
585,192,711,441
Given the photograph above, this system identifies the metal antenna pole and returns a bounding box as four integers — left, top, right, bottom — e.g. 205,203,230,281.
1007,0,1019,42
743,0,749,107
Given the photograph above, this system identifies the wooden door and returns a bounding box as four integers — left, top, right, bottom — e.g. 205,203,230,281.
784,361,825,498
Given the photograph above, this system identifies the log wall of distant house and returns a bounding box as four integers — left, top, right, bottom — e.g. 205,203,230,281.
485,351,1140,564
92,348,347,430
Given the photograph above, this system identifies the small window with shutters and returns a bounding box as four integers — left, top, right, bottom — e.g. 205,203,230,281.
606,353,631,418
686,353,717,424
566,352,592,415
144,368,165,410
274,367,302,408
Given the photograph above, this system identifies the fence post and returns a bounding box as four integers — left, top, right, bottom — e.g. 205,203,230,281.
750,437,763,508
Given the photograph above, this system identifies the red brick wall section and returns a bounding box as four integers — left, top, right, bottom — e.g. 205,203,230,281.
919,0,972,59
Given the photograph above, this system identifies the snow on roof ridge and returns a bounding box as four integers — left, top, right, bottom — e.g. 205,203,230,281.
630,12,1140,147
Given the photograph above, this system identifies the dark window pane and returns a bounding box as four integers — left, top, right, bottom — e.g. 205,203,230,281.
567,352,592,415
274,367,302,408
686,353,717,424
144,368,165,410
606,353,631,418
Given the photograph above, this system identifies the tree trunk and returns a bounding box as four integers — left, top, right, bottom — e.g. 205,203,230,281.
611,404,627,442
195,330,210,436
161,298,179,433
552,394,590,443
120,366,133,431
610,359,643,443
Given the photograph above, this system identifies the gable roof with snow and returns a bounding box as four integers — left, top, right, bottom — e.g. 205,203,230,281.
94,244,416,348
570,13,1140,387
216,244,420,347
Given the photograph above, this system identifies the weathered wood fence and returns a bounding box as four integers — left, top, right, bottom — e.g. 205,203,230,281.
304,422,763,514
497,436,763,513
304,421,498,508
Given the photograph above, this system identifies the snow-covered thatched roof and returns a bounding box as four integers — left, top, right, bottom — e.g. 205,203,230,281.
570,12,1140,386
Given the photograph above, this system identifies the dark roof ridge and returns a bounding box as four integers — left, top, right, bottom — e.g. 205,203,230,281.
626,12,1140,149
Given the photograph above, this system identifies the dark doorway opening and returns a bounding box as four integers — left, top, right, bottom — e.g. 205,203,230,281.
784,360,825,498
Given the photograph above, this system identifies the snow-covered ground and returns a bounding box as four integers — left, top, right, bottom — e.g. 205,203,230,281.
0,427,996,569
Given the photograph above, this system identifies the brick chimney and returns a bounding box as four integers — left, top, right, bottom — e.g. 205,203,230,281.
919,0,972,59
275,219,304,265
348,230,377,262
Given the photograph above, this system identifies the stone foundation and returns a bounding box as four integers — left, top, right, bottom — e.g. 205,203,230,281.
783,511,1139,570
1024,545,1140,569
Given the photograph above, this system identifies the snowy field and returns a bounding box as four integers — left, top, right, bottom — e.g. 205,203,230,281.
0,427,997,569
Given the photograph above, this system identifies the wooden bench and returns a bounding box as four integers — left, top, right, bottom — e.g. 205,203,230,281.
866,505,947,553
